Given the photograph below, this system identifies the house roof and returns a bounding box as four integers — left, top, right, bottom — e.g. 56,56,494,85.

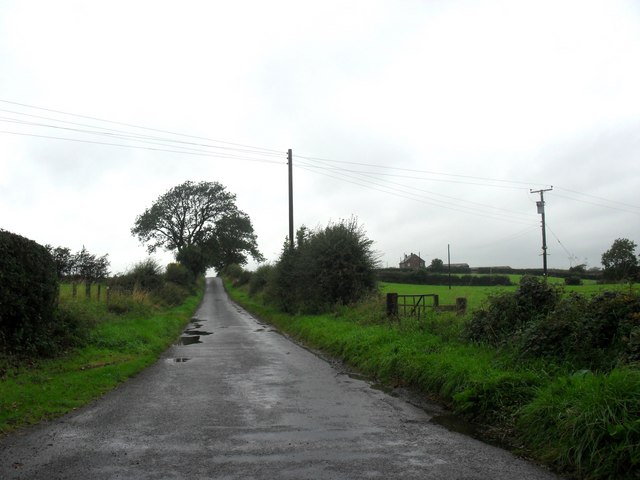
402,252,424,261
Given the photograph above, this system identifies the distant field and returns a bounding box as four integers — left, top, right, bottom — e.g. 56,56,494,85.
379,279,636,312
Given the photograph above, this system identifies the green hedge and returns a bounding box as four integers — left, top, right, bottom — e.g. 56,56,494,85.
376,268,512,286
0,230,59,355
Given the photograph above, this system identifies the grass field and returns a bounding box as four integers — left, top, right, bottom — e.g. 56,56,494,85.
380,278,637,312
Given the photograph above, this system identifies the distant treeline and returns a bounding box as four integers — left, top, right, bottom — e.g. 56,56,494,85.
376,268,512,286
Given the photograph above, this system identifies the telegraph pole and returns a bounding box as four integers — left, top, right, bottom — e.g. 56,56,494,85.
530,187,553,278
447,244,451,290
287,149,294,250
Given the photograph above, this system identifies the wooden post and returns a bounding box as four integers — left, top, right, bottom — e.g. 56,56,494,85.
456,297,467,315
72,282,77,298
433,294,439,307
97,284,101,301
288,148,294,250
85,281,91,299
386,293,398,317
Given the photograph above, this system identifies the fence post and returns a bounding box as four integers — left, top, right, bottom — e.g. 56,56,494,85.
386,293,398,317
97,284,101,301
72,282,77,298
433,294,439,307
85,281,91,299
456,297,467,315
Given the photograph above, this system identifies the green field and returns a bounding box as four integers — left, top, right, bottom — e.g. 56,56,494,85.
380,278,637,312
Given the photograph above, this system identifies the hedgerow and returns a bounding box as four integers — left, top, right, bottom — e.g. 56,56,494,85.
465,276,640,371
0,230,60,356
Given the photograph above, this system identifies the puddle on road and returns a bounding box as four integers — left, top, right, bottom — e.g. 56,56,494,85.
178,336,201,345
166,357,191,364
254,328,265,332
186,330,213,336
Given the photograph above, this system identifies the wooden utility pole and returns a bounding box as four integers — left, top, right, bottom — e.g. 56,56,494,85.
288,149,294,250
530,187,553,278
447,244,451,290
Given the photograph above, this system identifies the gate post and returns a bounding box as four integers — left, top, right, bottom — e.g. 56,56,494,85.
386,293,398,317
456,297,468,314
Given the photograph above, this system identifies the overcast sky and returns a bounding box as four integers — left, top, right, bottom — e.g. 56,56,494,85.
1,0,639,275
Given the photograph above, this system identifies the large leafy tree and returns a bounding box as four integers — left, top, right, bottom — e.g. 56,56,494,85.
131,181,262,275
601,238,638,282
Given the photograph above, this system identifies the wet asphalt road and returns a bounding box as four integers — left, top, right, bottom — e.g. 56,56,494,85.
0,278,558,479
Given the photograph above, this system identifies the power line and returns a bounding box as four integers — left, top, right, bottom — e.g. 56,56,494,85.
0,110,285,158
0,117,285,161
555,186,640,210
552,192,640,216
470,224,539,250
0,130,285,165
2,98,635,220
294,163,537,226
0,98,283,154
295,159,529,190
295,153,548,188
296,159,533,220
546,223,579,266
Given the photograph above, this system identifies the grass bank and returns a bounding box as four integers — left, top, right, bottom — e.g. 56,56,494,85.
225,280,640,479
0,287,203,435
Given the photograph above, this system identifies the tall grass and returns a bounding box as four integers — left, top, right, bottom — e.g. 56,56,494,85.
519,369,640,478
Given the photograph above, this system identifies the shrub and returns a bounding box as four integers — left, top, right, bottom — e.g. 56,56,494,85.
272,218,379,313
516,275,561,316
153,281,190,307
52,300,96,348
469,275,640,370
165,262,194,289
249,264,274,297
235,269,252,287
110,258,164,293
106,288,153,316
564,275,582,286
519,293,588,363
224,263,243,280
0,230,60,356
464,291,519,346
465,276,562,347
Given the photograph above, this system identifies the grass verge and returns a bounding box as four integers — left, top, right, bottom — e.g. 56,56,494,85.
0,289,203,435
225,280,640,479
